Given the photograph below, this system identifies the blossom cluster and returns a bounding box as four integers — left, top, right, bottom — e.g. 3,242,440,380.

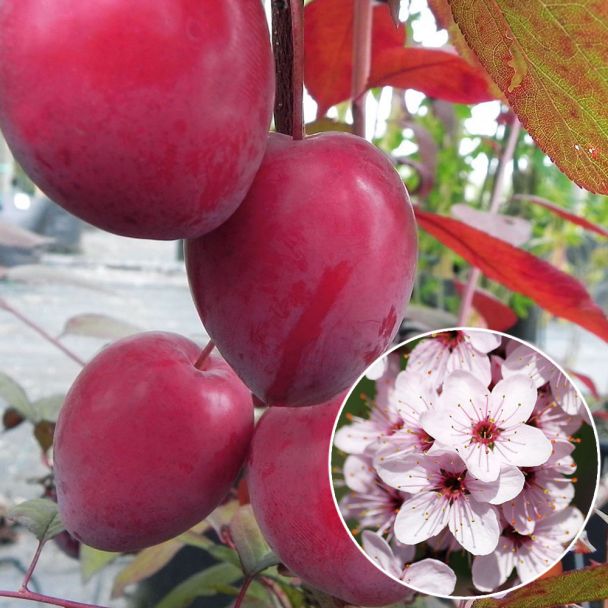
334,330,589,596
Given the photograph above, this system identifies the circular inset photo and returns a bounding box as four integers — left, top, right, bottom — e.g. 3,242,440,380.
330,328,600,599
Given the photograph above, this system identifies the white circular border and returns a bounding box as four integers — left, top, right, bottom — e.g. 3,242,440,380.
327,326,602,601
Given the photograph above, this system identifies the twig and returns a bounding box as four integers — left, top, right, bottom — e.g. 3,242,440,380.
194,339,215,370
351,0,373,138
272,0,304,140
0,298,86,367
456,118,521,325
19,540,44,592
0,590,107,608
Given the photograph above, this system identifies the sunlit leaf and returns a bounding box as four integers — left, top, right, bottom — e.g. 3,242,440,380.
80,544,120,583
0,372,33,420
8,498,64,542
451,204,532,246
513,194,608,238
111,520,209,598
59,313,141,341
473,563,608,608
155,563,243,608
415,209,608,341
448,0,608,194
304,0,492,115
230,505,279,577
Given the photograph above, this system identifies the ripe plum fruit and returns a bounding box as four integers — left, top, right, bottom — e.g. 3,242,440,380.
0,1,274,239
186,132,417,406
54,332,254,552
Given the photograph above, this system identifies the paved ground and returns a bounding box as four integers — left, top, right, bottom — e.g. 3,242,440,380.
0,228,606,607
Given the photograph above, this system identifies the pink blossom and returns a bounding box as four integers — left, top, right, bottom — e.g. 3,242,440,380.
407,330,501,388
501,441,576,534
333,354,402,454
472,507,584,592
361,530,457,596
502,344,583,417
422,371,552,481
376,451,524,555
372,371,436,463
339,454,406,535
527,386,582,442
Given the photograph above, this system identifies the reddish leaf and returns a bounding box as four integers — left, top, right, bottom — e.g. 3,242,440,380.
415,209,608,341
453,281,518,331
447,0,608,195
369,47,494,105
568,370,601,400
304,0,493,115
305,0,405,115
513,195,608,239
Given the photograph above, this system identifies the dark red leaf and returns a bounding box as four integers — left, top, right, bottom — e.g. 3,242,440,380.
415,208,608,341
304,0,405,115
304,0,493,115
453,281,518,331
369,47,494,105
513,195,608,239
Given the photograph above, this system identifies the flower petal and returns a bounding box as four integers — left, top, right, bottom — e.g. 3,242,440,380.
407,339,450,386
447,342,493,387
468,466,525,505
472,537,515,592
499,424,553,468
376,456,430,493
550,372,582,416
361,530,402,578
502,343,552,388
402,559,457,595
488,374,537,426
536,506,585,544
343,454,375,493
334,419,382,454
466,331,502,354
448,497,500,555
394,492,450,545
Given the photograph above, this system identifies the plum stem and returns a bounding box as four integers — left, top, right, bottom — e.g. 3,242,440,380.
234,575,254,608
0,590,108,608
194,339,215,370
271,0,304,140
0,297,86,368
351,0,373,138
19,540,44,592
457,117,521,325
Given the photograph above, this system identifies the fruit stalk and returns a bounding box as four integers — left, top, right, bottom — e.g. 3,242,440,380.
19,540,44,592
194,339,215,370
457,117,521,325
271,0,304,140
0,298,85,367
351,0,373,138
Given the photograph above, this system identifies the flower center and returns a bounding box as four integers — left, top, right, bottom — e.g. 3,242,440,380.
436,330,465,351
416,428,435,452
503,526,532,549
437,468,469,502
387,420,404,435
471,416,501,447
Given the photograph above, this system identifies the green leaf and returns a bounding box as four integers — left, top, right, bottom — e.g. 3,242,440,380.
473,563,608,608
32,394,64,423
230,505,279,576
206,499,239,537
155,563,243,608
8,498,64,542
111,521,209,598
0,372,34,420
80,544,120,583
59,313,141,340
177,531,241,568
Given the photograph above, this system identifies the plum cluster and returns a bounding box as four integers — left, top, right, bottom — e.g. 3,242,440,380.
334,330,592,596
0,2,419,606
